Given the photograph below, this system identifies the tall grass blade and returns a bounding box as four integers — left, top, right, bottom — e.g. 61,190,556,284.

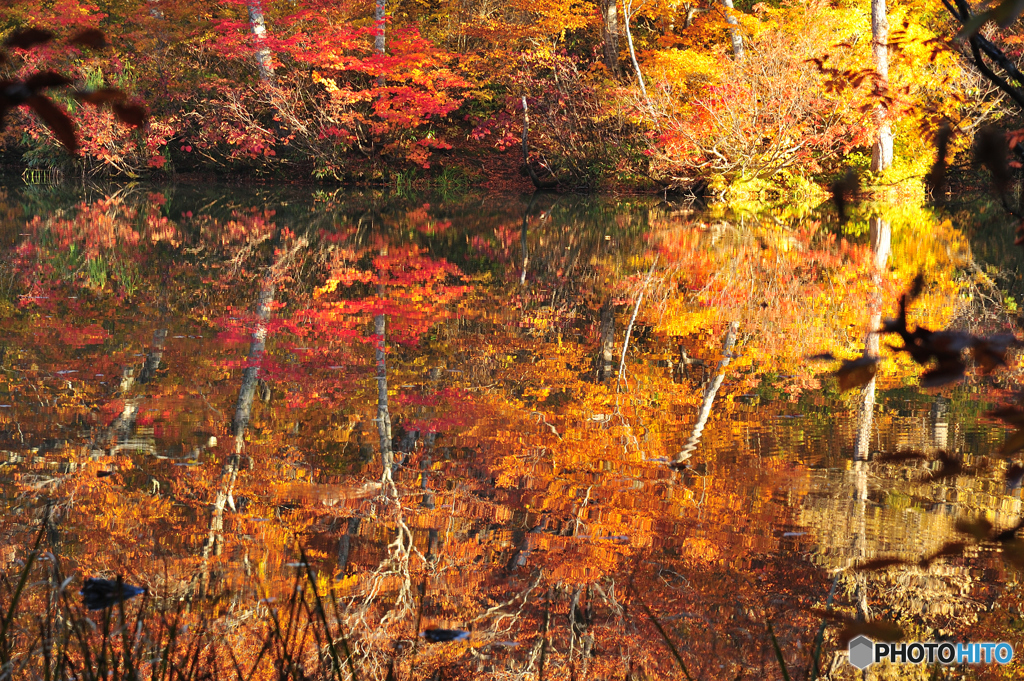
299,547,358,681
807,575,839,681
328,591,359,681
767,620,793,681
0,525,46,665
634,593,693,681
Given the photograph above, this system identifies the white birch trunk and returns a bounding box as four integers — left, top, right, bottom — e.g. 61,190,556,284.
721,0,745,59
871,0,893,172
601,0,620,75
374,0,386,55
674,321,739,463
623,0,651,109
247,0,275,83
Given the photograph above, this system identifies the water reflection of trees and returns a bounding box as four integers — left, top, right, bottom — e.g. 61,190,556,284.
1,189,1014,678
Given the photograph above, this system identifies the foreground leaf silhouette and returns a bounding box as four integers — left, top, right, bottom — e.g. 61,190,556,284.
0,28,145,153
834,355,878,391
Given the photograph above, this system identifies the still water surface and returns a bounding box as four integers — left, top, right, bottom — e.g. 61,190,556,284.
0,183,1021,678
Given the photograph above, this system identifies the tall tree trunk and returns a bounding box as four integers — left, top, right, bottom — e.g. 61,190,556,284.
374,0,387,55
720,0,744,59
521,98,560,189
871,0,893,171
248,0,275,83
623,1,652,109
600,0,620,76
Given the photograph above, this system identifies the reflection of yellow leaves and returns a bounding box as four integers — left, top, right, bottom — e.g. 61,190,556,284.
661,306,717,338
681,537,720,562
524,386,551,400
315,280,339,297
335,574,359,591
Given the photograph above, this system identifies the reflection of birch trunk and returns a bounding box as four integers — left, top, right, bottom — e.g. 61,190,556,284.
233,284,275,453
203,282,275,564
849,218,889,624
616,256,658,391
520,194,539,285
598,298,615,381
138,328,167,384
338,517,361,574
568,586,594,667
94,327,167,453
674,321,739,464
853,217,891,462
520,210,529,285
198,240,305,593
852,458,871,622
420,453,435,509
930,397,949,450
375,312,394,485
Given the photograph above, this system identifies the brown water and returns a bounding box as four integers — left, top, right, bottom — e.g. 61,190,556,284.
0,183,1021,679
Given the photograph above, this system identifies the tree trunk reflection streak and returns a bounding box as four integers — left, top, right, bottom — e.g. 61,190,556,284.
674,320,739,464
599,298,616,381
616,255,658,391
202,281,274,567
850,216,889,626
202,238,306,571
375,311,394,485
853,217,890,462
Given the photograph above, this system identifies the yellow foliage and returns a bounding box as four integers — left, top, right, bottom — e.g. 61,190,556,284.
645,48,722,98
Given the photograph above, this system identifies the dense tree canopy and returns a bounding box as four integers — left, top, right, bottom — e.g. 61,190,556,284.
2,0,1022,190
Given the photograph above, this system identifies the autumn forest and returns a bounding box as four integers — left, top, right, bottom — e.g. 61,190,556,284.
6,0,1024,678
0,0,1021,188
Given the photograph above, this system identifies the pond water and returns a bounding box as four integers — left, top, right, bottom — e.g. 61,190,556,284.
0,182,1022,679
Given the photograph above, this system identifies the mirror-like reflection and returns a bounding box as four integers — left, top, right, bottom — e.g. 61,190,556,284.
0,183,1021,679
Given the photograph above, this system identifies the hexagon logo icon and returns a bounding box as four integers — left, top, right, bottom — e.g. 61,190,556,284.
849,635,874,670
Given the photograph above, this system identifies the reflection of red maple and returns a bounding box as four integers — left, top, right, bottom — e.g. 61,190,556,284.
58,323,111,347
